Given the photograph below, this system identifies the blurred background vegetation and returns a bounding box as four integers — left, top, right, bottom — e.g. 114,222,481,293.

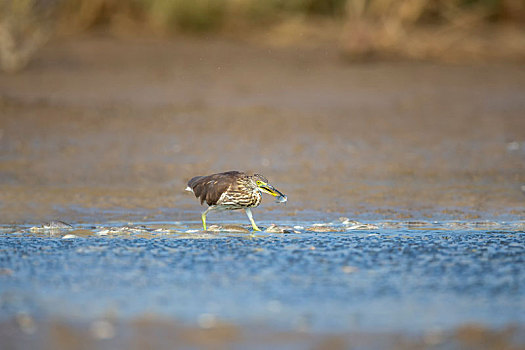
1,0,524,71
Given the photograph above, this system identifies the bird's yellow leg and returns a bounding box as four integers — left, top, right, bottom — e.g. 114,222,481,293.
201,207,213,231
201,212,207,231
245,208,261,231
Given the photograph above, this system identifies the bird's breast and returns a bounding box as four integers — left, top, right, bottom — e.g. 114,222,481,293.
217,187,261,208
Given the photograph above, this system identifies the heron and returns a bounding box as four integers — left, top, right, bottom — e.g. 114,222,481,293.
185,171,287,231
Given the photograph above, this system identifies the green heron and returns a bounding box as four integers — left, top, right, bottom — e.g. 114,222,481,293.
186,171,287,231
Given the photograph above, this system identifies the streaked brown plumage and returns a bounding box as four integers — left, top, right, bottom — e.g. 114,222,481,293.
186,171,286,231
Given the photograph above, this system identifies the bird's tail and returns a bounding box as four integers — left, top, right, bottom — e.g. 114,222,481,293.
185,186,194,193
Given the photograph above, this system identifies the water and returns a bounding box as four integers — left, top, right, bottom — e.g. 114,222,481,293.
1,221,523,334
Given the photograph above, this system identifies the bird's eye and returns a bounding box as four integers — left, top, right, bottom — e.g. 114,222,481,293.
256,181,262,186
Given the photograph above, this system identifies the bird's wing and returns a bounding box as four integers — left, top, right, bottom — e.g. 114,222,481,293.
187,171,242,206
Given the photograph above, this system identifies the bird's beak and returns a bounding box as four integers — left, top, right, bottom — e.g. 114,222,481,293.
259,183,285,197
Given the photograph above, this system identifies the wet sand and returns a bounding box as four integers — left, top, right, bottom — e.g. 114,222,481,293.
1,318,523,350
1,36,524,224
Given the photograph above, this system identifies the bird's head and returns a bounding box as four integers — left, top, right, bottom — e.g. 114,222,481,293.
252,174,285,198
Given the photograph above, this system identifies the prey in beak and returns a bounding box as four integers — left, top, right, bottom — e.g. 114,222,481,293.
255,178,287,203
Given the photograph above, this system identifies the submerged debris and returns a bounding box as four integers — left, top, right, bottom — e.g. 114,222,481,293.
205,224,250,233
220,224,250,233
346,223,379,230
97,225,151,236
44,220,73,229
30,220,73,232
306,225,342,233
311,223,331,227
380,222,404,229
471,221,500,228
264,224,294,233
339,218,379,230
339,217,360,226
446,222,471,229
405,221,430,227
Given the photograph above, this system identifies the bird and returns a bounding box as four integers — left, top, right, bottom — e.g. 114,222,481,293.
185,171,286,231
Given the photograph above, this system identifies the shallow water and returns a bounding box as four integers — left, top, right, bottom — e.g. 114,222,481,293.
1,220,523,334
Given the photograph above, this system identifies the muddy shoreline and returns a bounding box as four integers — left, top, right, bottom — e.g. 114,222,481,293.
2,317,523,350
1,37,525,224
